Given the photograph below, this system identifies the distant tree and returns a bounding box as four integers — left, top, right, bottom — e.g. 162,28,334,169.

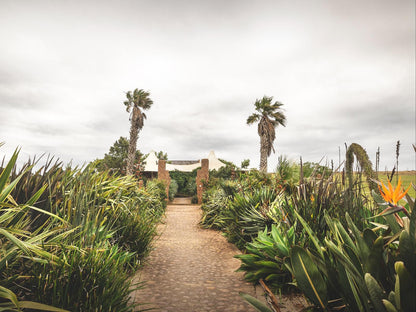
241,159,250,169
124,89,153,176
96,137,143,175
302,162,332,179
157,151,168,160
247,96,286,173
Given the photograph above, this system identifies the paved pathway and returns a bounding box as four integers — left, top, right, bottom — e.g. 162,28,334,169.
132,198,305,312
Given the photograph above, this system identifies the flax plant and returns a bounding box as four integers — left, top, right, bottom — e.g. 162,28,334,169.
1,146,167,311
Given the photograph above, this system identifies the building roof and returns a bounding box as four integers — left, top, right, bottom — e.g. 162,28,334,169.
142,151,226,172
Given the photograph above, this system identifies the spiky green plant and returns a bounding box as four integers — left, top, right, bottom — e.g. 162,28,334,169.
235,222,299,290
0,148,69,311
1,146,167,311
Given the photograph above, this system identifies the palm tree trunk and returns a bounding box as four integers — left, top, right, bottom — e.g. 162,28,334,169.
126,108,139,176
260,134,268,173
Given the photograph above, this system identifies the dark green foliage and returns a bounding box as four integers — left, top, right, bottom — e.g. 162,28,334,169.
286,200,416,312
1,149,166,311
156,151,168,160
235,223,298,290
200,180,239,229
201,179,281,249
241,159,250,169
209,159,237,180
30,246,138,312
200,144,412,312
93,137,144,175
169,170,197,197
239,292,273,312
290,246,328,309
302,161,332,179
169,179,179,201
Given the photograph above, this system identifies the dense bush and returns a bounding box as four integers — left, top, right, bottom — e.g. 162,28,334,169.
286,189,415,312
0,148,166,311
201,146,415,312
169,170,197,197
169,179,179,201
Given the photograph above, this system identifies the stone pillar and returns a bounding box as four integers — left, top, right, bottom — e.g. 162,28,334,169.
158,160,171,200
196,158,209,204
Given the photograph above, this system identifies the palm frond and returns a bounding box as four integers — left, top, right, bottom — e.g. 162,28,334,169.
247,114,260,125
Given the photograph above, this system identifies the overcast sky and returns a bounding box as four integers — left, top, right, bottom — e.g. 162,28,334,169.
0,0,415,172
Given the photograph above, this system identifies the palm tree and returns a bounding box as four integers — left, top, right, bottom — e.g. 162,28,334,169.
124,89,153,176
247,96,286,173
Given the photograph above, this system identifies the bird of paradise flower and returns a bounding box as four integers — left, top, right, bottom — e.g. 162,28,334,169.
375,177,412,227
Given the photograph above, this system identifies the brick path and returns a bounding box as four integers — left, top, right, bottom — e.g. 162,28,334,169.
132,198,305,312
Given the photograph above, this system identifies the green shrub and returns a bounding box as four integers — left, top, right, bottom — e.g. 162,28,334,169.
1,147,166,310
235,222,300,291
169,179,179,200
30,244,138,312
286,188,415,312
169,170,197,196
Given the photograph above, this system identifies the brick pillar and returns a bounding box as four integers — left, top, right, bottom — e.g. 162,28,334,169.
158,160,171,200
196,158,209,204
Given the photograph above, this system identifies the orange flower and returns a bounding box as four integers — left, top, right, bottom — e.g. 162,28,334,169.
378,177,411,205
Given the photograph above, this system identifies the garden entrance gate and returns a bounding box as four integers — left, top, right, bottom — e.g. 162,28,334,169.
157,158,209,204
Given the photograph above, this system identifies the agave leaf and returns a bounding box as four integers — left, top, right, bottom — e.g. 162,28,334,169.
365,273,387,312
384,214,402,235
387,291,395,304
395,261,416,312
409,205,415,240
290,246,327,309
271,224,284,245
345,269,366,312
382,299,398,312
294,210,323,257
324,239,362,280
334,263,360,312
334,219,356,252
366,236,384,278
399,230,415,277
239,292,273,312
346,213,370,264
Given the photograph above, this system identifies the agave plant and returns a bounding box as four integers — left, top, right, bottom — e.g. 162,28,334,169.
235,222,299,290
222,187,281,249
286,180,415,312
